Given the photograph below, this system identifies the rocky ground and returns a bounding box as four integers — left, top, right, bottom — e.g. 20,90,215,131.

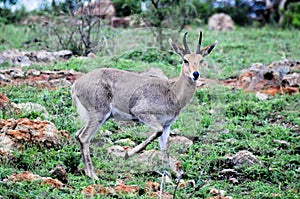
0,49,299,198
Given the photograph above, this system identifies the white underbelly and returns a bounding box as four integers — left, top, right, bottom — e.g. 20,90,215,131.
111,107,177,126
111,107,136,121
157,115,177,126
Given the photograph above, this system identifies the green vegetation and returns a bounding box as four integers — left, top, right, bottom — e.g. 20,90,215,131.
283,2,300,29
0,25,299,198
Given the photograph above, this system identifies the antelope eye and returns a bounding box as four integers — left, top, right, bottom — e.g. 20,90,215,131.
183,59,189,64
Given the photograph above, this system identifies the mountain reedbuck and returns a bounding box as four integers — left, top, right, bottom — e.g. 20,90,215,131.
71,32,218,179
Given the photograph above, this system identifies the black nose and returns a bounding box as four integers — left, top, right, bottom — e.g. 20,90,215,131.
193,71,199,80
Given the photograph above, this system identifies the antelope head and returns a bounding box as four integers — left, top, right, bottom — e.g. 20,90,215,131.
169,32,218,82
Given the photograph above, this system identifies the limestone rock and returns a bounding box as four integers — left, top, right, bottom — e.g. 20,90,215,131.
208,13,235,31
169,135,193,154
107,145,129,158
0,93,10,111
115,138,136,147
0,49,73,67
0,68,82,89
12,102,50,118
49,164,68,183
237,59,300,95
0,134,14,156
0,50,31,67
133,150,182,175
25,50,56,62
229,150,262,167
111,16,130,28
282,73,300,87
0,118,70,156
53,50,73,59
76,0,115,19
1,171,70,190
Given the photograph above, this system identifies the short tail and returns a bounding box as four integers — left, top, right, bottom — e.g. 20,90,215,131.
71,82,89,122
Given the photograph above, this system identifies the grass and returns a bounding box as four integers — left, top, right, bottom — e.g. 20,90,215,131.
0,24,300,198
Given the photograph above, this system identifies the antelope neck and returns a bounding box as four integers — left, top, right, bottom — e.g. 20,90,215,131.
171,72,196,108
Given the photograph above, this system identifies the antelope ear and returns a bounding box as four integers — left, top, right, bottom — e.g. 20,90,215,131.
169,38,185,59
200,40,218,57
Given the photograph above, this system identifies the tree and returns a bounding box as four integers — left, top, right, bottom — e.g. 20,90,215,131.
0,0,17,5
128,0,197,50
41,0,113,56
0,0,28,24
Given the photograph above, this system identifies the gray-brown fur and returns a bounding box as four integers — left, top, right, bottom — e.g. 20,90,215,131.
72,32,218,179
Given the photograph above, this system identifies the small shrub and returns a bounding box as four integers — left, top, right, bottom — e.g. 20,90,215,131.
112,0,141,17
0,61,10,69
38,1,117,56
0,6,28,25
118,48,178,65
282,2,300,29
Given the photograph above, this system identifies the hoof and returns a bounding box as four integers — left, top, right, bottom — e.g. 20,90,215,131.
124,151,129,160
93,175,99,180
86,172,99,180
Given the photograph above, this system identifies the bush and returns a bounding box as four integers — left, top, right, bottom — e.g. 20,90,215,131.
39,14,114,56
207,0,252,26
282,2,300,29
192,0,215,24
118,48,178,65
0,6,28,24
112,0,141,17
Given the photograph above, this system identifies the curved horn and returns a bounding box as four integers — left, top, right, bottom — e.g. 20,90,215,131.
196,31,202,54
183,32,191,54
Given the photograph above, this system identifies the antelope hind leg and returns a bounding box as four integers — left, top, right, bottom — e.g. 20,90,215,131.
126,113,164,158
76,114,110,180
126,130,163,158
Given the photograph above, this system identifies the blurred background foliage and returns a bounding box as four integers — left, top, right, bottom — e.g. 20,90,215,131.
1,0,299,27
0,0,299,55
